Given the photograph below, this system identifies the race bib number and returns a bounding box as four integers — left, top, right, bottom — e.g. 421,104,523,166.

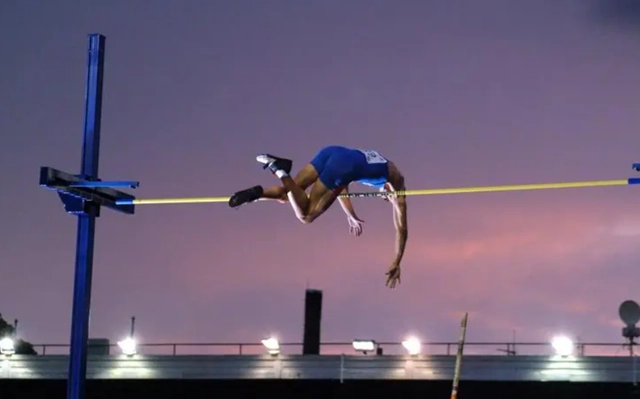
359,149,387,164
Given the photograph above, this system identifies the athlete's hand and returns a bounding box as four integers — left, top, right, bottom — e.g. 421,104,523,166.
385,262,401,289
348,216,364,237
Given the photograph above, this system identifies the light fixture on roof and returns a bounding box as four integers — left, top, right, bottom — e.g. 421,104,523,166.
0,337,15,356
402,336,421,356
261,337,280,355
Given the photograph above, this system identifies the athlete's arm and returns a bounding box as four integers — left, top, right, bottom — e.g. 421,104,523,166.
337,185,361,221
391,194,408,265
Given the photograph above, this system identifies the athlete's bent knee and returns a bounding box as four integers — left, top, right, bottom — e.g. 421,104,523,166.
297,214,315,224
298,210,322,224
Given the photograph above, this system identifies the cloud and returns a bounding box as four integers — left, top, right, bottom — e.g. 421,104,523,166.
154,198,637,347
74,181,640,348
588,0,640,31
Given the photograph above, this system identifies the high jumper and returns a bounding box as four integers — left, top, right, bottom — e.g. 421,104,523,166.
229,145,408,289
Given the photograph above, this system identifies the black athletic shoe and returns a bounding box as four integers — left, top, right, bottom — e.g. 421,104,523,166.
256,154,293,175
228,185,264,208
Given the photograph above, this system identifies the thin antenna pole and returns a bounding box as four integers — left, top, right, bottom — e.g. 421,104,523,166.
130,316,136,337
633,349,637,386
450,312,469,399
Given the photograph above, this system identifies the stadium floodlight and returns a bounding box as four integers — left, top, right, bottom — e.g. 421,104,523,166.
261,337,280,355
619,300,640,327
117,337,137,356
619,300,640,348
402,337,421,356
0,337,15,356
550,335,573,357
352,339,376,354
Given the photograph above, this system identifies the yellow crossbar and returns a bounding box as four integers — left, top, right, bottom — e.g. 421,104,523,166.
117,179,632,206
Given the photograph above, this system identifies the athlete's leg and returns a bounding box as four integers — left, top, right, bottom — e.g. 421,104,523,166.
228,164,317,207
229,148,331,208
272,146,334,210
262,164,318,201
297,179,340,223
278,170,312,218
257,152,341,223
275,174,339,223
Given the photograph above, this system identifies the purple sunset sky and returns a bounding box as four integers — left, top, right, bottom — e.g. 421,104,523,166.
1,1,640,354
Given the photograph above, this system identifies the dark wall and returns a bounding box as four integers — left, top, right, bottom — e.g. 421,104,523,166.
1,379,639,399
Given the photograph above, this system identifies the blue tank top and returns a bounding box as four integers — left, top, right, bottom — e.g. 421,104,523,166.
352,149,389,189
310,145,390,189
